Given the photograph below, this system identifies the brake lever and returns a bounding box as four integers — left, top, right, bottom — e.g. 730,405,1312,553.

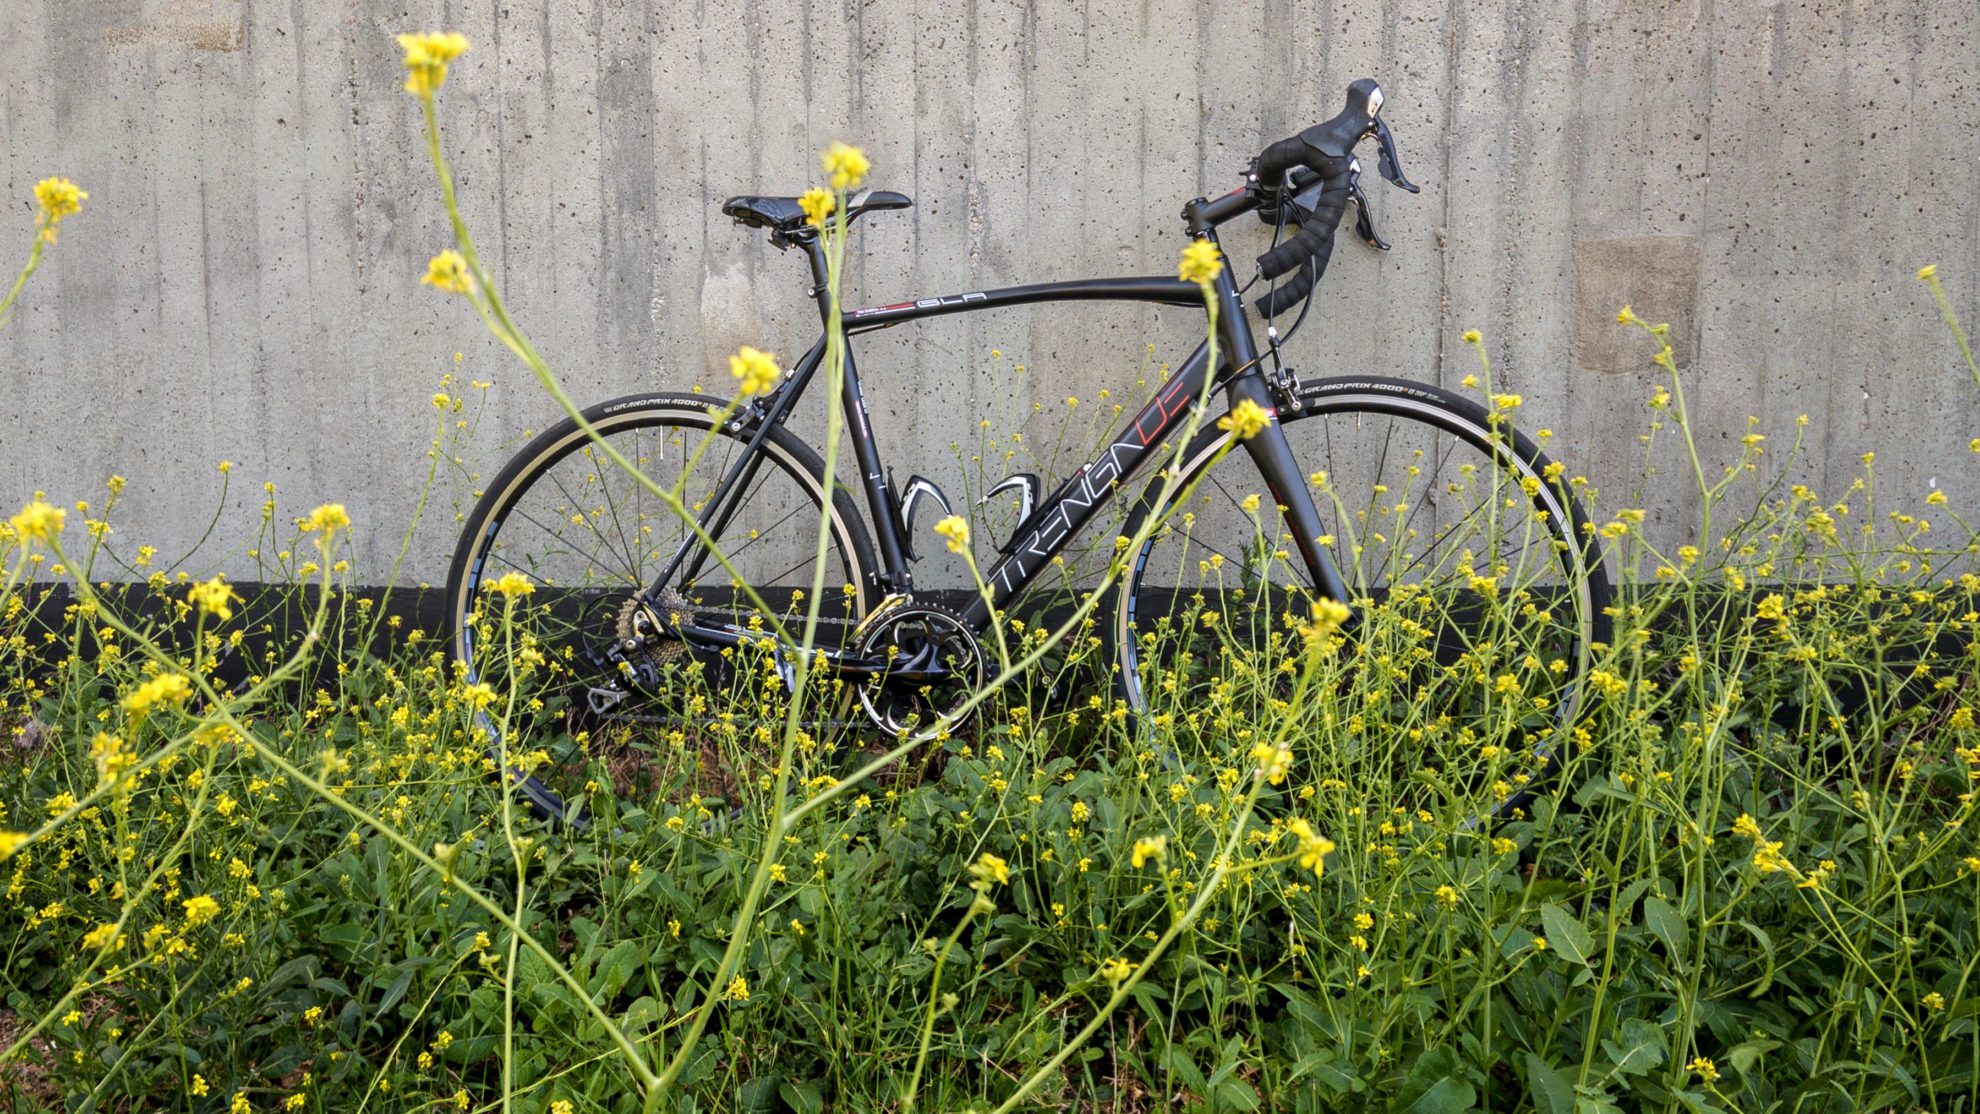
1372,116,1419,193
1346,172,1389,251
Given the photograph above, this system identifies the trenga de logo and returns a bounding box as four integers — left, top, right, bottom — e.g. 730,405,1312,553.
986,373,1199,595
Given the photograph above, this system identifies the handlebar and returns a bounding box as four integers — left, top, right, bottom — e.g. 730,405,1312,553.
1209,79,1419,318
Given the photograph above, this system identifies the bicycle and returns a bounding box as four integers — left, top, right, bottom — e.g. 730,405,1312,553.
445,79,1614,823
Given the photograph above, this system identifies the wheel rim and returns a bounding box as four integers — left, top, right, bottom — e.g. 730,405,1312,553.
1119,388,1606,809
451,405,870,817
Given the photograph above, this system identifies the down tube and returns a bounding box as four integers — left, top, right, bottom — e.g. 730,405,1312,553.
962,342,1215,627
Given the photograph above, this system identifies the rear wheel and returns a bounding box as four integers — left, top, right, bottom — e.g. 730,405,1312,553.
1114,376,1611,809
444,393,877,822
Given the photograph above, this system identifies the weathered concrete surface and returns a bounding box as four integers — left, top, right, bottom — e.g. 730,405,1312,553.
3,0,1978,582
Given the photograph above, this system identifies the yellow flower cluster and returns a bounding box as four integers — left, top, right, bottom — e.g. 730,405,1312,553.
729,345,780,396
485,571,534,599
1178,240,1224,286
33,177,86,243
1251,741,1292,785
123,673,193,718
933,515,971,554
423,250,474,296
1129,834,1166,868
798,188,835,228
1286,818,1335,878
188,575,237,620
182,894,221,926
1218,398,1272,441
9,500,65,543
299,503,351,537
398,32,469,96
821,142,870,190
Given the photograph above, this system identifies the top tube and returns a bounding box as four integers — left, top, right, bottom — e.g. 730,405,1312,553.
844,276,1202,334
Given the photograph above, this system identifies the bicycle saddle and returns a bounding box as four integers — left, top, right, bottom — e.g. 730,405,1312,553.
722,189,912,232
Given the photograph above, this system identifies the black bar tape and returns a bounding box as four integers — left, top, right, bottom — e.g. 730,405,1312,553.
1254,136,1311,185
1255,258,1318,319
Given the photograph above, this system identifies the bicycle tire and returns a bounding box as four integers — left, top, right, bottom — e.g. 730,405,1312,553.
1113,375,1612,809
444,392,877,823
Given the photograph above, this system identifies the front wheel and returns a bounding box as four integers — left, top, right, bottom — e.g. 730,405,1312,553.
444,393,877,822
1114,376,1612,807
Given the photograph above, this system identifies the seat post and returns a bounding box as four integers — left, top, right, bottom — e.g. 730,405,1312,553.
802,237,834,322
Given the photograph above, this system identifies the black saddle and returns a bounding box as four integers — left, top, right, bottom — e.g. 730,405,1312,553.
722,189,912,233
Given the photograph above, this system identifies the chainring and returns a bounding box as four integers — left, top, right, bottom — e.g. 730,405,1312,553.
853,601,985,736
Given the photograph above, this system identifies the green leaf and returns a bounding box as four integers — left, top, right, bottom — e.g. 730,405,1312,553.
1391,1047,1477,1114
1599,1018,1667,1077
1643,897,1689,961
779,1081,824,1114
1524,1053,1575,1114
1540,903,1596,966
1216,1078,1262,1111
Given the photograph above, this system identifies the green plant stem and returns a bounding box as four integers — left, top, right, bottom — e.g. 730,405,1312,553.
0,235,47,332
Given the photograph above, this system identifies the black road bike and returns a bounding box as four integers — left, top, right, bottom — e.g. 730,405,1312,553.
445,80,1613,821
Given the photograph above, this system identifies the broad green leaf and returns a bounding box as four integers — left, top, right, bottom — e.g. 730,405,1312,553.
1643,897,1689,960
1600,1018,1667,1077
1525,1053,1575,1114
1541,902,1597,966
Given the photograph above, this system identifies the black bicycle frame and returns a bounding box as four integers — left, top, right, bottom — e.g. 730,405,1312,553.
653,196,1350,664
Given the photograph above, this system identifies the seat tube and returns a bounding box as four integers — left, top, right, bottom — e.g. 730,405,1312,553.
1207,250,1353,606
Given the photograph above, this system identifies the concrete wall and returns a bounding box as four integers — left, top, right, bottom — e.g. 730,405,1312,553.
4,0,1978,584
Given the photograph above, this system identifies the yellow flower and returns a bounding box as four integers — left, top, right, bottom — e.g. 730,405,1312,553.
82,922,119,950
124,673,193,718
551,1103,575,1114
1178,240,1224,286
1754,595,1786,622
91,732,137,787
1130,835,1167,869
1239,493,1262,515
299,503,351,537
33,177,87,243
1461,329,1482,344
1252,741,1292,784
1732,813,1763,840
1917,263,1938,281
1532,936,1548,952
1218,398,1272,441
191,1074,210,1097
1099,956,1137,984
284,1094,305,1112
1491,393,1523,412
1434,884,1460,908
183,894,222,926
1751,840,1790,874
484,571,535,599
10,500,65,543
188,575,238,620
1286,818,1335,878
1923,991,1947,1012
232,1091,252,1114
398,32,470,96
422,250,474,295
1616,305,1639,325
0,831,27,860
1688,1056,1719,1082
725,975,750,1001
729,345,780,396
821,142,870,190
1927,490,1948,506
798,187,836,227
933,515,971,554
970,852,1010,886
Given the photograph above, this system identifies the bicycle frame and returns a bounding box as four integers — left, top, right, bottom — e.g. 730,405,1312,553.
651,195,1351,666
